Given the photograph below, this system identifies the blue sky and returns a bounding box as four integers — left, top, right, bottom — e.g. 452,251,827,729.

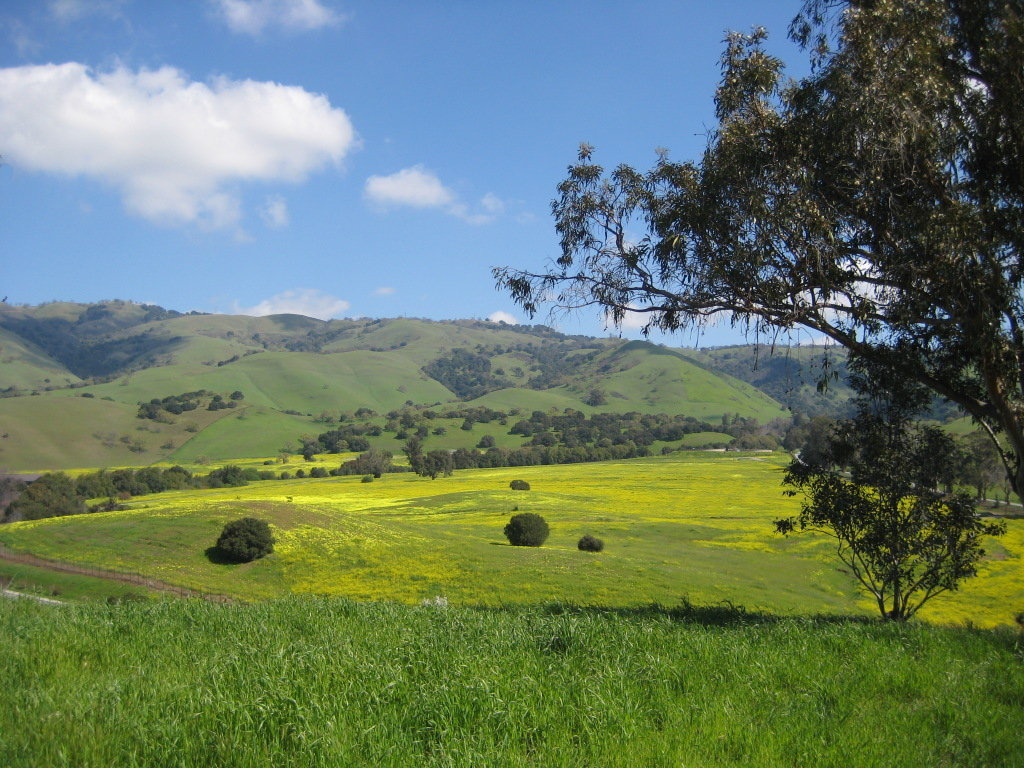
0,0,812,347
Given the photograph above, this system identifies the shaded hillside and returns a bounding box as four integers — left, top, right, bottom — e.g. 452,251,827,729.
689,345,853,417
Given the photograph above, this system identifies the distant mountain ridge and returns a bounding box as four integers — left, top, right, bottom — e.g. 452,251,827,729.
0,300,845,470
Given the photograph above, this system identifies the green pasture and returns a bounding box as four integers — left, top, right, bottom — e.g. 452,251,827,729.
1,597,1021,767
0,559,159,602
59,349,454,414
0,453,1018,627
169,406,318,462
678,431,735,447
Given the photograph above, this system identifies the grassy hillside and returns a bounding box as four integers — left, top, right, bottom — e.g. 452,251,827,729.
0,326,83,392
688,344,853,417
2,597,1021,768
1,453,1018,628
568,341,787,422
0,303,796,470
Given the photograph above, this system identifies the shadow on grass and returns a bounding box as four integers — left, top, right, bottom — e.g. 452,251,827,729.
486,598,884,629
204,546,240,565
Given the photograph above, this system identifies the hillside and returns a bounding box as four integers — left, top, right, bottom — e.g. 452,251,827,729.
685,344,854,417
0,301,797,470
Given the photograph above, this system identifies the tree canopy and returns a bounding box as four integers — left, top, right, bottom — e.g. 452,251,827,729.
495,0,1024,492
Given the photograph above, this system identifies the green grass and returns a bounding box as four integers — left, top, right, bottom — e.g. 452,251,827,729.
0,326,82,392
169,406,318,462
61,349,454,414
677,431,735,447
1,597,1021,767
0,453,1018,627
0,560,159,602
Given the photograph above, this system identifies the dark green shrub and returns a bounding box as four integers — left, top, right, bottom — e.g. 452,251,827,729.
279,471,291,479
215,517,275,563
504,513,549,547
309,466,327,478
361,475,374,483
578,534,604,552
509,479,530,491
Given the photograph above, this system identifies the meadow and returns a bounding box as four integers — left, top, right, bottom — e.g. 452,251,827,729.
1,597,1022,767
1,452,1020,627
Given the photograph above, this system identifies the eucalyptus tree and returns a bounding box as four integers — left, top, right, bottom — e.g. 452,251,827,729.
495,0,1024,492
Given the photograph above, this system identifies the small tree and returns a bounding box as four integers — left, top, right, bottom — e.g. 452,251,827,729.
504,513,549,547
777,365,1005,621
418,450,454,480
216,517,275,563
509,479,530,491
577,534,604,552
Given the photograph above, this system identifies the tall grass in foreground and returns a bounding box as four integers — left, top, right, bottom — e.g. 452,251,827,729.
1,598,1022,767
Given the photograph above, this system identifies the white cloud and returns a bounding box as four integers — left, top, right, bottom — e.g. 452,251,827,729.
260,195,289,228
365,165,454,209
373,286,395,296
212,0,344,35
487,311,518,325
480,193,504,215
0,63,356,230
236,289,349,319
364,165,503,225
604,304,652,331
49,0,126,23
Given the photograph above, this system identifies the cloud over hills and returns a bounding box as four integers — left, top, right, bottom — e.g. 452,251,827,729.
235,289,350,320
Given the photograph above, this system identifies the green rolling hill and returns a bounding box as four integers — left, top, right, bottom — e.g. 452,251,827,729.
0,301,800,470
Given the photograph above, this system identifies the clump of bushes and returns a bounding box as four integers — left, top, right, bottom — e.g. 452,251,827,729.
216,517,275,563
577,534,604,552
361,475,374,483
509,479,530,491
504,513,549,547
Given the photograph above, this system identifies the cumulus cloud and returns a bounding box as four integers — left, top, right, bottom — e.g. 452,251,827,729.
236,289,349,319
373,286,395,296
259,195,289,228
365,165,454,209
487,311,518,325
364,165,503,225
0,63,356,230
212,0,344,35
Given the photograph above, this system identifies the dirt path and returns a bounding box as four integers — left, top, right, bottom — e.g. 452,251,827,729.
0,546,231,602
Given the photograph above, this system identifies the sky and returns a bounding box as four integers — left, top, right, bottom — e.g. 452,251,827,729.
0,0,815,348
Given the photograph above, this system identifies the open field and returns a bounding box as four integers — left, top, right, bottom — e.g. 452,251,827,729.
0,453,1019,627
1,597,1022,767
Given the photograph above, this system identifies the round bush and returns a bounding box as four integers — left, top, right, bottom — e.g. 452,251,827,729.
509,479,531,491
504,512,549,547
216,517,275,563
577,534,604,552
361,474,374,483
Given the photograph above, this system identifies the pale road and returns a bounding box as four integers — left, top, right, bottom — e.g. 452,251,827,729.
1,588,64,605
